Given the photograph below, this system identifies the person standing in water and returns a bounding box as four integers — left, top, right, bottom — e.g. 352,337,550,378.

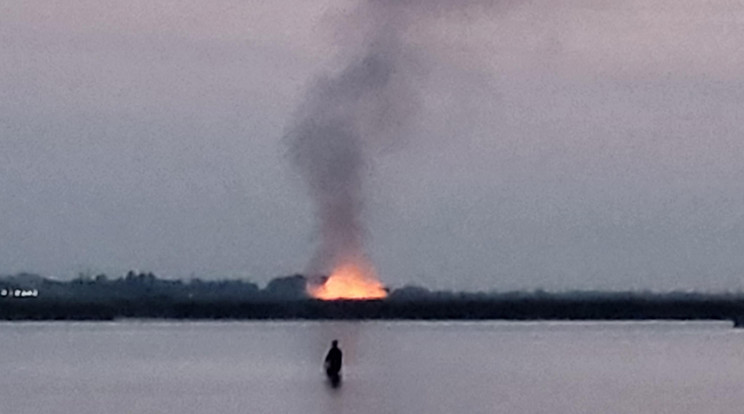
324,340,343,379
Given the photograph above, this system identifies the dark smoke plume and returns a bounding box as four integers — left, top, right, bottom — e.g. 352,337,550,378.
287,0,490,276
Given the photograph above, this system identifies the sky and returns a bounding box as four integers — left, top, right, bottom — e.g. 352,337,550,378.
1,0,743,291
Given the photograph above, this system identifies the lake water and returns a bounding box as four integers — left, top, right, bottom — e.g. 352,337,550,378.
1,320,743,413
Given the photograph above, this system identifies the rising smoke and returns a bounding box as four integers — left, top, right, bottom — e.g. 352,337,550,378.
287,0,490,280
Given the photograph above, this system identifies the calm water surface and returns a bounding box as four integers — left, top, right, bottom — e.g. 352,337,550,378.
1,320,743,413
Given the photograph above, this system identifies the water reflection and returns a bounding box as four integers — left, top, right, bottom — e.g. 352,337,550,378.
1,321,741,414
327,373,342,389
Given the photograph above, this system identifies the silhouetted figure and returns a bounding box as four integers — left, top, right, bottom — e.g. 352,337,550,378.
324,340,342,386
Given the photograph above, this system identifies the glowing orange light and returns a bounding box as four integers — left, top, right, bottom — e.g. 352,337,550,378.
309,262,387,300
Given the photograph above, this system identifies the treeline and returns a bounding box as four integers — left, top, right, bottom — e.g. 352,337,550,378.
1,272,744,324
0,271,308,302
3,295,744,323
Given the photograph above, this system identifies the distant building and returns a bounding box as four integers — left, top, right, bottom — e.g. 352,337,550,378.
0,288,39,298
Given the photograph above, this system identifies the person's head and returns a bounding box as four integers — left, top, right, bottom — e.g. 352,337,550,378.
332,340,338,348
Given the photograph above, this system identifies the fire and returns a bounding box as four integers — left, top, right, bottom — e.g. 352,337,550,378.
309,262,387,300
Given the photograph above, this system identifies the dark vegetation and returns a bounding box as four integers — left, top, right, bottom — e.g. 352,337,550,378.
2,272,744,325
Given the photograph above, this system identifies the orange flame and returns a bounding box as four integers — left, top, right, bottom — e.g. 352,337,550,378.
309,262,387,300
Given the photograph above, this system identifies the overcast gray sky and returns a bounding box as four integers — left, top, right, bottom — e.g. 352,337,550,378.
2,0,743,291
